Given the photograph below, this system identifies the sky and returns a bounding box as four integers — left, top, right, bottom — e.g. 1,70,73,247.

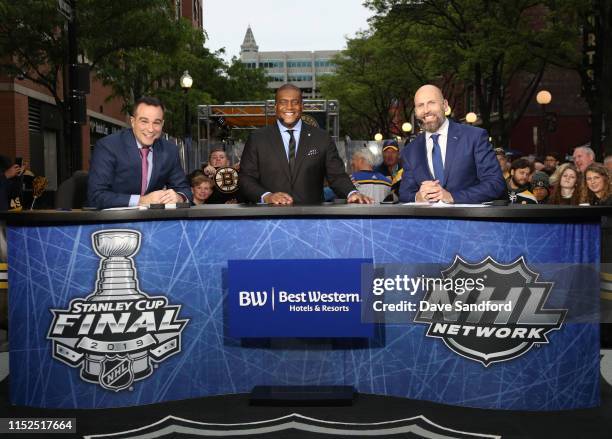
203,1,373,61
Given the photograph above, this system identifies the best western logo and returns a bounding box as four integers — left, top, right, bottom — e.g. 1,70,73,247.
47,230,189,392
239,290,360,308
414,256,566,366
239,291,268,306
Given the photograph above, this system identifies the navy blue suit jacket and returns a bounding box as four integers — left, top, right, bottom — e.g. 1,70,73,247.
399,120,506,204
87,129,191,209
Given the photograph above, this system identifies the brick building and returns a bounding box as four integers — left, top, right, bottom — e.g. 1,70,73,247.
0,0,203,195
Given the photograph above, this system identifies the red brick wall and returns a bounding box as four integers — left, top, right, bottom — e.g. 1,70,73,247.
180,0,202,29
0,71,127,172
510,115,590,158
0,91,29,162
87,74,127,122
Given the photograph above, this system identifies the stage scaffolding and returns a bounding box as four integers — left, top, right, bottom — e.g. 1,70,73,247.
194,100,339,169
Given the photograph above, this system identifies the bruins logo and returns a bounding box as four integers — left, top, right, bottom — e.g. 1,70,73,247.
215,167,239,193
301,114,319,128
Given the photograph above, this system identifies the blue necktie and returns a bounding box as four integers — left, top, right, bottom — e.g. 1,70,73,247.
431,133,445,182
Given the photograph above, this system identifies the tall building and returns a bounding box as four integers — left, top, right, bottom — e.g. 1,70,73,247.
239,26,338,98
175,0,203,30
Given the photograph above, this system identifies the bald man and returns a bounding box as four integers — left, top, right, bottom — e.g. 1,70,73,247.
399,85,506,204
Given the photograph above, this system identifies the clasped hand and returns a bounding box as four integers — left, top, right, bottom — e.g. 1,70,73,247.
417,180,454,203
139,189,183,205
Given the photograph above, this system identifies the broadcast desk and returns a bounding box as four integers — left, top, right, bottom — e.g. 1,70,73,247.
2,204,609,410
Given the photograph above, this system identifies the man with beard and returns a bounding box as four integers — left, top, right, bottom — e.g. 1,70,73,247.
543,153,559,175
399,85,505,204
507,158,537,204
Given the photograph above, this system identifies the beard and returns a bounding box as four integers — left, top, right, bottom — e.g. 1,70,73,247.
511,176,528,188
420,114,445,133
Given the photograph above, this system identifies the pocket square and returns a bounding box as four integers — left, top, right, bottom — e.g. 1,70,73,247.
307,148,319,157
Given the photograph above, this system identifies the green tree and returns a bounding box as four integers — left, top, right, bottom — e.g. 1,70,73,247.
0,0,195,178
538,0,612,157
320,31,423,139
222,57,270,102
365,0,585,149
0,0,270,170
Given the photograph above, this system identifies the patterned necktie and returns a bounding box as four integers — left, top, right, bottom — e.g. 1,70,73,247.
287,129,296,172
431,133,445,182
140,147,150,196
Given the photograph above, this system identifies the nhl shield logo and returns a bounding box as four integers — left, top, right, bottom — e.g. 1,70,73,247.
415,256,567,366
100,355,134,392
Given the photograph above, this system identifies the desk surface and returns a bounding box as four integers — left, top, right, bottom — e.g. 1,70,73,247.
1,204,611,225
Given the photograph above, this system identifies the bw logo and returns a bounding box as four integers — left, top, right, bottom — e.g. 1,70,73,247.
47,230,189,391
415,256,566,366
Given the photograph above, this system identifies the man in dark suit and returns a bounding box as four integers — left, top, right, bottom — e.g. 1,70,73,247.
399,84,506,204
87,97,191,209
239,84,372,205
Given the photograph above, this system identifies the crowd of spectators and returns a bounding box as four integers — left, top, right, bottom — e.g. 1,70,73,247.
494,145,611,205
186,141,609,207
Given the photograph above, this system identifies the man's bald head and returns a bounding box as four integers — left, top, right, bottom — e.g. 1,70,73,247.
414,84,448,133
415,84,444,103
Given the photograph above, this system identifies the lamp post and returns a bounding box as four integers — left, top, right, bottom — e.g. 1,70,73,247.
536,90,552,156
374,133,383,142
180,70,193,170
465,112,477,124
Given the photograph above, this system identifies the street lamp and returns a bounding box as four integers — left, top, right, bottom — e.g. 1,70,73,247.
180,70,193,170
536,90,552,106
445,106,452,117
401,122,413,144
536,90,552,156
180,70,193,90
465,112,477,124
374,133,383,142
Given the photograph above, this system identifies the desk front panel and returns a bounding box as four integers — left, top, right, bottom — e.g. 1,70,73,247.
8,217,599,410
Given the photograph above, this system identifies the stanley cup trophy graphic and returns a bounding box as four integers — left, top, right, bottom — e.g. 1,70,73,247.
89,230,146,301
82,230,152,390
48,229,188,392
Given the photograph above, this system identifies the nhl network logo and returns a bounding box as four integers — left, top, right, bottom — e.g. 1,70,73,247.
47,229,189,391
414,256,566,366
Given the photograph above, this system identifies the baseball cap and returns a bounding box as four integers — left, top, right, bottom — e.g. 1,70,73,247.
382,139,399,151
532,171,550,189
